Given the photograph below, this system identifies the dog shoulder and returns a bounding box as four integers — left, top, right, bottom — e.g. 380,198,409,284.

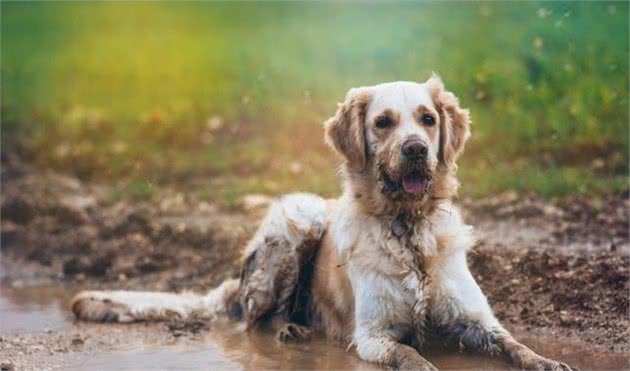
327,195,368,256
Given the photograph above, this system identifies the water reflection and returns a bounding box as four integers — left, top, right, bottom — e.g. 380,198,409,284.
0,285,73,334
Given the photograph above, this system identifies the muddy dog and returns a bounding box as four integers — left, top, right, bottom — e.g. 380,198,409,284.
72,76,571,370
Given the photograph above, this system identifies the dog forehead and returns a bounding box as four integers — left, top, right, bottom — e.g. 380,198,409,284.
366,81,434,116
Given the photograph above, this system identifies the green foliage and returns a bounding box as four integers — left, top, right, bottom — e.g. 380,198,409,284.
1,2,628,201
106,179,156,204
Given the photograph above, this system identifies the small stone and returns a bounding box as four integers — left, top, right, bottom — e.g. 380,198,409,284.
206,116,224,131
31,345,45,352
241,194,273,211
289,162,303,175
71,337,84,346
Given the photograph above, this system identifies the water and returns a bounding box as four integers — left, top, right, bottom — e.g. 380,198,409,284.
0,285,74,335
1,284,628,370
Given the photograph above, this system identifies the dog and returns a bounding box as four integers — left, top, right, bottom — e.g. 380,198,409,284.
72,76,571,370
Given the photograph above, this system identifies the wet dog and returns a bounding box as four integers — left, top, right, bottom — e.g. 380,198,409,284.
72,76,571,370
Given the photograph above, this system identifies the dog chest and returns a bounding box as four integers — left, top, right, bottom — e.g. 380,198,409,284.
348,224,436,331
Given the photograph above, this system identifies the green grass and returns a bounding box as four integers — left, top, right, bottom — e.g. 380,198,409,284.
106,178,156,204
1,1,628,202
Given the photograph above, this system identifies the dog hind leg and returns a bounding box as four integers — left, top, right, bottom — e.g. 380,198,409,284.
239,193,327,334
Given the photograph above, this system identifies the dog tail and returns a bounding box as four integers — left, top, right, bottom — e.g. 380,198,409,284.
71,278,240,323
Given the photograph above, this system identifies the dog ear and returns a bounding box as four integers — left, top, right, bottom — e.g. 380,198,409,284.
324,87,372,172
428,74,471,168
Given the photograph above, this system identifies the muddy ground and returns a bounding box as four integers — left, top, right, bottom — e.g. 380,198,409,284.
1,153,628,369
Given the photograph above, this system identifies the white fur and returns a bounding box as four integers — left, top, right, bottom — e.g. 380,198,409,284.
242,193,327,258
72,279,239,322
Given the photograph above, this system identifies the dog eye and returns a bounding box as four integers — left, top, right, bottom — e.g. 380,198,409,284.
420,114,435,126
375,116,393,129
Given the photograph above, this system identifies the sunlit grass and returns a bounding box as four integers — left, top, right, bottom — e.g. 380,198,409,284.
1,1,628,202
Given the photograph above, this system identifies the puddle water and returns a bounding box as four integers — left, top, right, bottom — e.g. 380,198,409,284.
0,285,74,334
69,324,511,371
1,284,628,370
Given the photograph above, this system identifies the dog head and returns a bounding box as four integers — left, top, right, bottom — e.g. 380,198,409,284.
325,75,470,213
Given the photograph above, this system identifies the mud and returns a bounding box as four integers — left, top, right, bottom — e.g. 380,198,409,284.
1,156,254,294
464,192,630,354
1,154,629,369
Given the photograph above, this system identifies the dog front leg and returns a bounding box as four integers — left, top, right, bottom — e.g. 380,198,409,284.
351,274,437,370
430,318,571,370
496,334,572,371
431,251,571,370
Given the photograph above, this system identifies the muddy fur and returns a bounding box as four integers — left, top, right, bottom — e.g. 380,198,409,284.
236,193,327,337
427,320,501,355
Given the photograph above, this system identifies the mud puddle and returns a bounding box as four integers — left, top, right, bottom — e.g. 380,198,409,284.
0,285,74,335
59,332,630,370
1,285,628,370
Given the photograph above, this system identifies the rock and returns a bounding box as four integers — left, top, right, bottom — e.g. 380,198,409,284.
591,158,605,170
59,194,96,211
71,336,84,347
159,193,187,214
241,194,273,211
289,162,303,175
197,201,216,214
206,116,224,132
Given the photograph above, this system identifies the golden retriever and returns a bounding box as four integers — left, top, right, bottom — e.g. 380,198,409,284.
72,76,571,370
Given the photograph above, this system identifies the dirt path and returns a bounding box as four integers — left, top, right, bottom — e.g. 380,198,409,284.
1,156,628,370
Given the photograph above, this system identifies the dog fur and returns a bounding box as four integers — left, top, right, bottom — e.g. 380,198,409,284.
72,76,571,370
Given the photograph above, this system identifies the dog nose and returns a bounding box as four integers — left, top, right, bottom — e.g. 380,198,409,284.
401,139,428,160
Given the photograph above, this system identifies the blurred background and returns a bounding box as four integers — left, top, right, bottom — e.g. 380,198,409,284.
2,1,628,204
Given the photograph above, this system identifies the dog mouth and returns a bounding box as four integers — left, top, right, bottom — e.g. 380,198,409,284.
401,171,428,194
382,169,431,196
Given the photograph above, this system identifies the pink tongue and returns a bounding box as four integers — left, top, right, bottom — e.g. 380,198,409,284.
402,175,426,194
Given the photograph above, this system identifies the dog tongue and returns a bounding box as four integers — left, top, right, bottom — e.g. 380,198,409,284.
402,174,427,194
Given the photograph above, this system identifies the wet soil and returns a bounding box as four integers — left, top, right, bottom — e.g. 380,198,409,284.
464,193,629,354
1,155,628,370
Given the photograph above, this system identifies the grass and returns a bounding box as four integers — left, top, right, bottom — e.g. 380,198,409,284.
106,178,156,204
1,1,628,203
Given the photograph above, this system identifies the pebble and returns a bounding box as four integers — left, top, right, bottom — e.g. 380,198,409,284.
241,194,273,211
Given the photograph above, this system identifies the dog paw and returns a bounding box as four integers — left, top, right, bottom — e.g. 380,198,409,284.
396,357,438,371
275,323,311,343
394,347,438,371
523,356,573,371
71,291,134,323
